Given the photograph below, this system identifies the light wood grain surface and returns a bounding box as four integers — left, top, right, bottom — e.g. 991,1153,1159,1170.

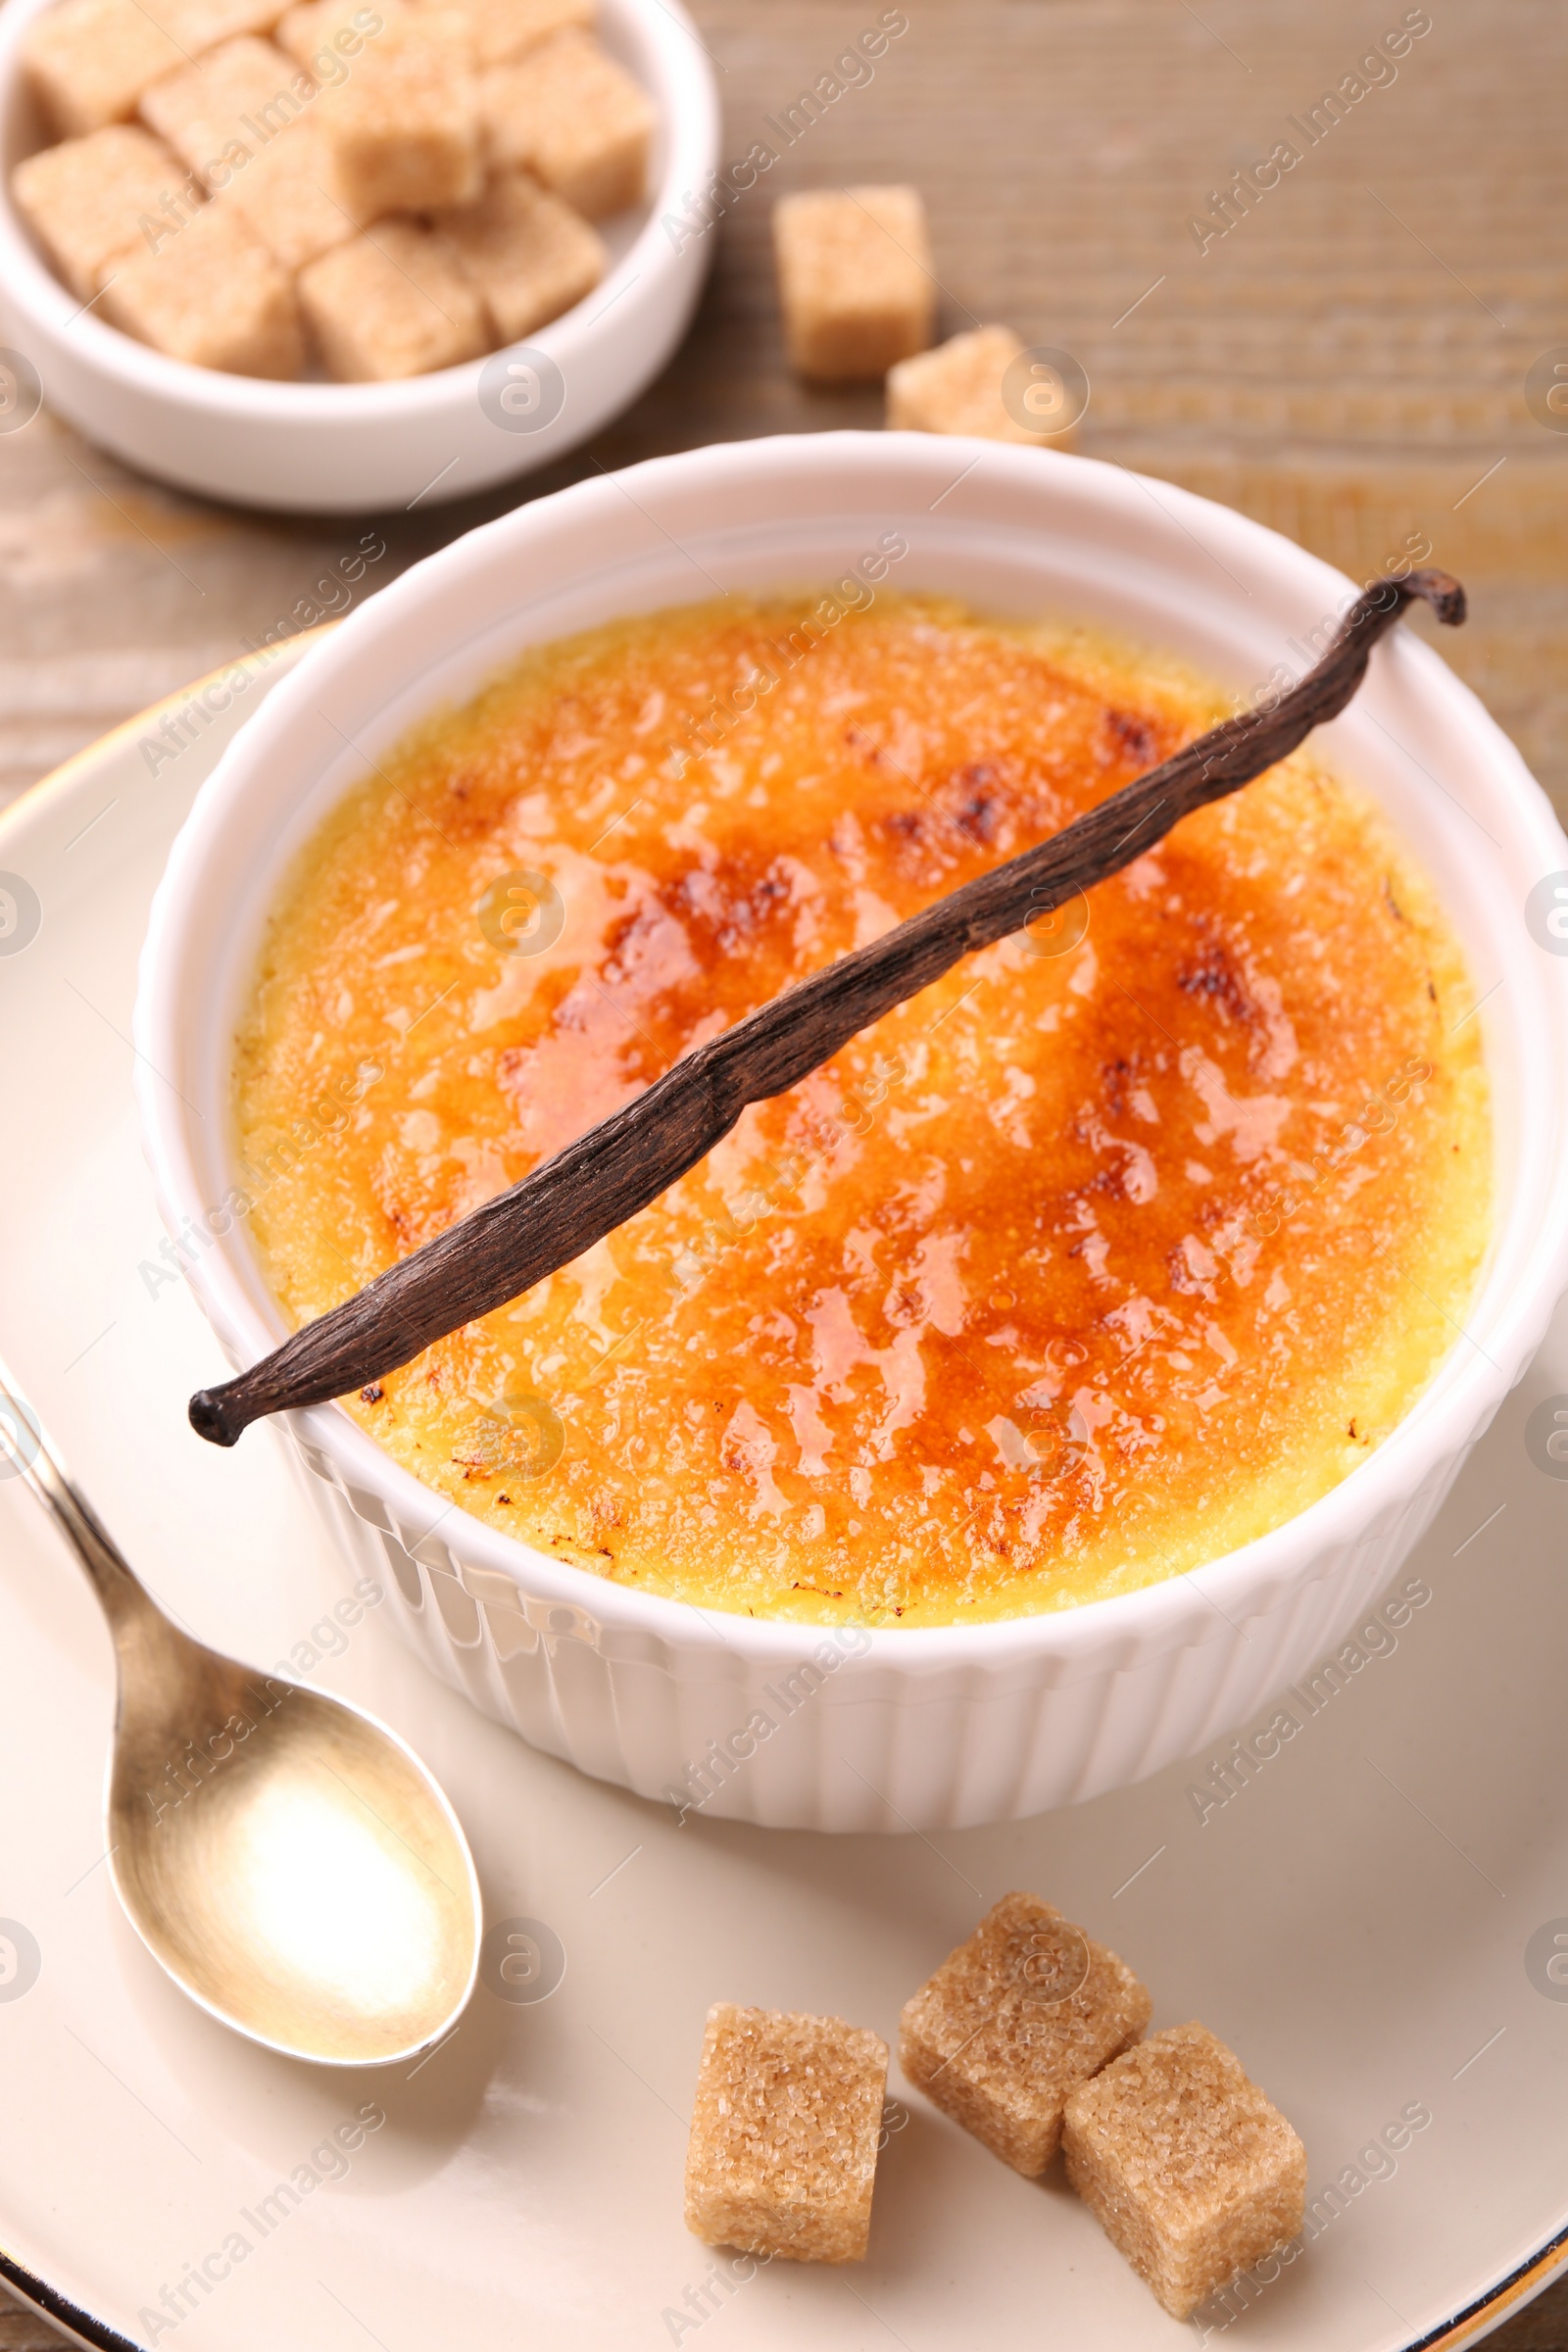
3,0,1566,816
2,0,1565,2341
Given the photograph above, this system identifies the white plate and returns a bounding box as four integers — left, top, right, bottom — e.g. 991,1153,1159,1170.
1,645,1566,2352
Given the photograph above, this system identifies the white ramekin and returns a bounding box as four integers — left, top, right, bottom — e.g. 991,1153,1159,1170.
0,0,717,512
133,432,1568,1831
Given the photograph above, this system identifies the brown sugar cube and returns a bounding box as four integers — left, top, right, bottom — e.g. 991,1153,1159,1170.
21,0,189,137
139,37,315,188
161,0,290,49
10,124,199,302
218,120,363,268
887,322,1069,447
900,1892,1151,2177
99,197,303,372
20,0,288,141
273,0,400,181
298,217,489,378
96,197,301,370
481,29,655,220
773,185,935,384
275,0,374,69
443,0,591,70
683,2004,889,2265
317,4,481,214
141,36,364,266
437,167,603,340
1062,2022,1307,2322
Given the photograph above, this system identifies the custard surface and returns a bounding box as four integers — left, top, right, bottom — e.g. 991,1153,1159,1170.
232,595,1490,1625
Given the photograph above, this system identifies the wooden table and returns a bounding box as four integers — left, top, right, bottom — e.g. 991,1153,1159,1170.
4,0,1566,820
2,1,1565,2341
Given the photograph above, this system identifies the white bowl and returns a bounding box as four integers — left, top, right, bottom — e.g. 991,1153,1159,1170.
0,0,717,512
133,431,1568,1831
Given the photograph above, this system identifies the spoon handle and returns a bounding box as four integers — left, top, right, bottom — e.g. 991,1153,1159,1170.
0,1356,145,1624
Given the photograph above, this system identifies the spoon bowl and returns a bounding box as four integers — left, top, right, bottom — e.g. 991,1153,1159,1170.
0,1365,480,2066
110,1613,479,2065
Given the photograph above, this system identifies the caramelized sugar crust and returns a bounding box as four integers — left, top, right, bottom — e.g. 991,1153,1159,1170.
232,595,1490,1625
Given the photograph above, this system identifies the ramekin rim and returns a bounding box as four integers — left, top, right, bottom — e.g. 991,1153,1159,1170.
131,429,1568,1664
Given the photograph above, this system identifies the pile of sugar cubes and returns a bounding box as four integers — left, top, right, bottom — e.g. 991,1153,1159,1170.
684,1891,1306,2319
11,0,654,377
771,182,1074,450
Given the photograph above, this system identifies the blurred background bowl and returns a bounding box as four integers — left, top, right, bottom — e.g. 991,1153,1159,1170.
0,0,719,512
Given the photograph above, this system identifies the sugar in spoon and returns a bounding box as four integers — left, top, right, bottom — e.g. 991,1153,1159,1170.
0,1357,480,2065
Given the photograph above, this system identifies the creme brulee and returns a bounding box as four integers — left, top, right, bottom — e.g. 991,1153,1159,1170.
232,594,1490,1626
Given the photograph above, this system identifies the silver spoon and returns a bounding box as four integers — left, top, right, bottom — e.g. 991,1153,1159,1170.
0,1356,480,2066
